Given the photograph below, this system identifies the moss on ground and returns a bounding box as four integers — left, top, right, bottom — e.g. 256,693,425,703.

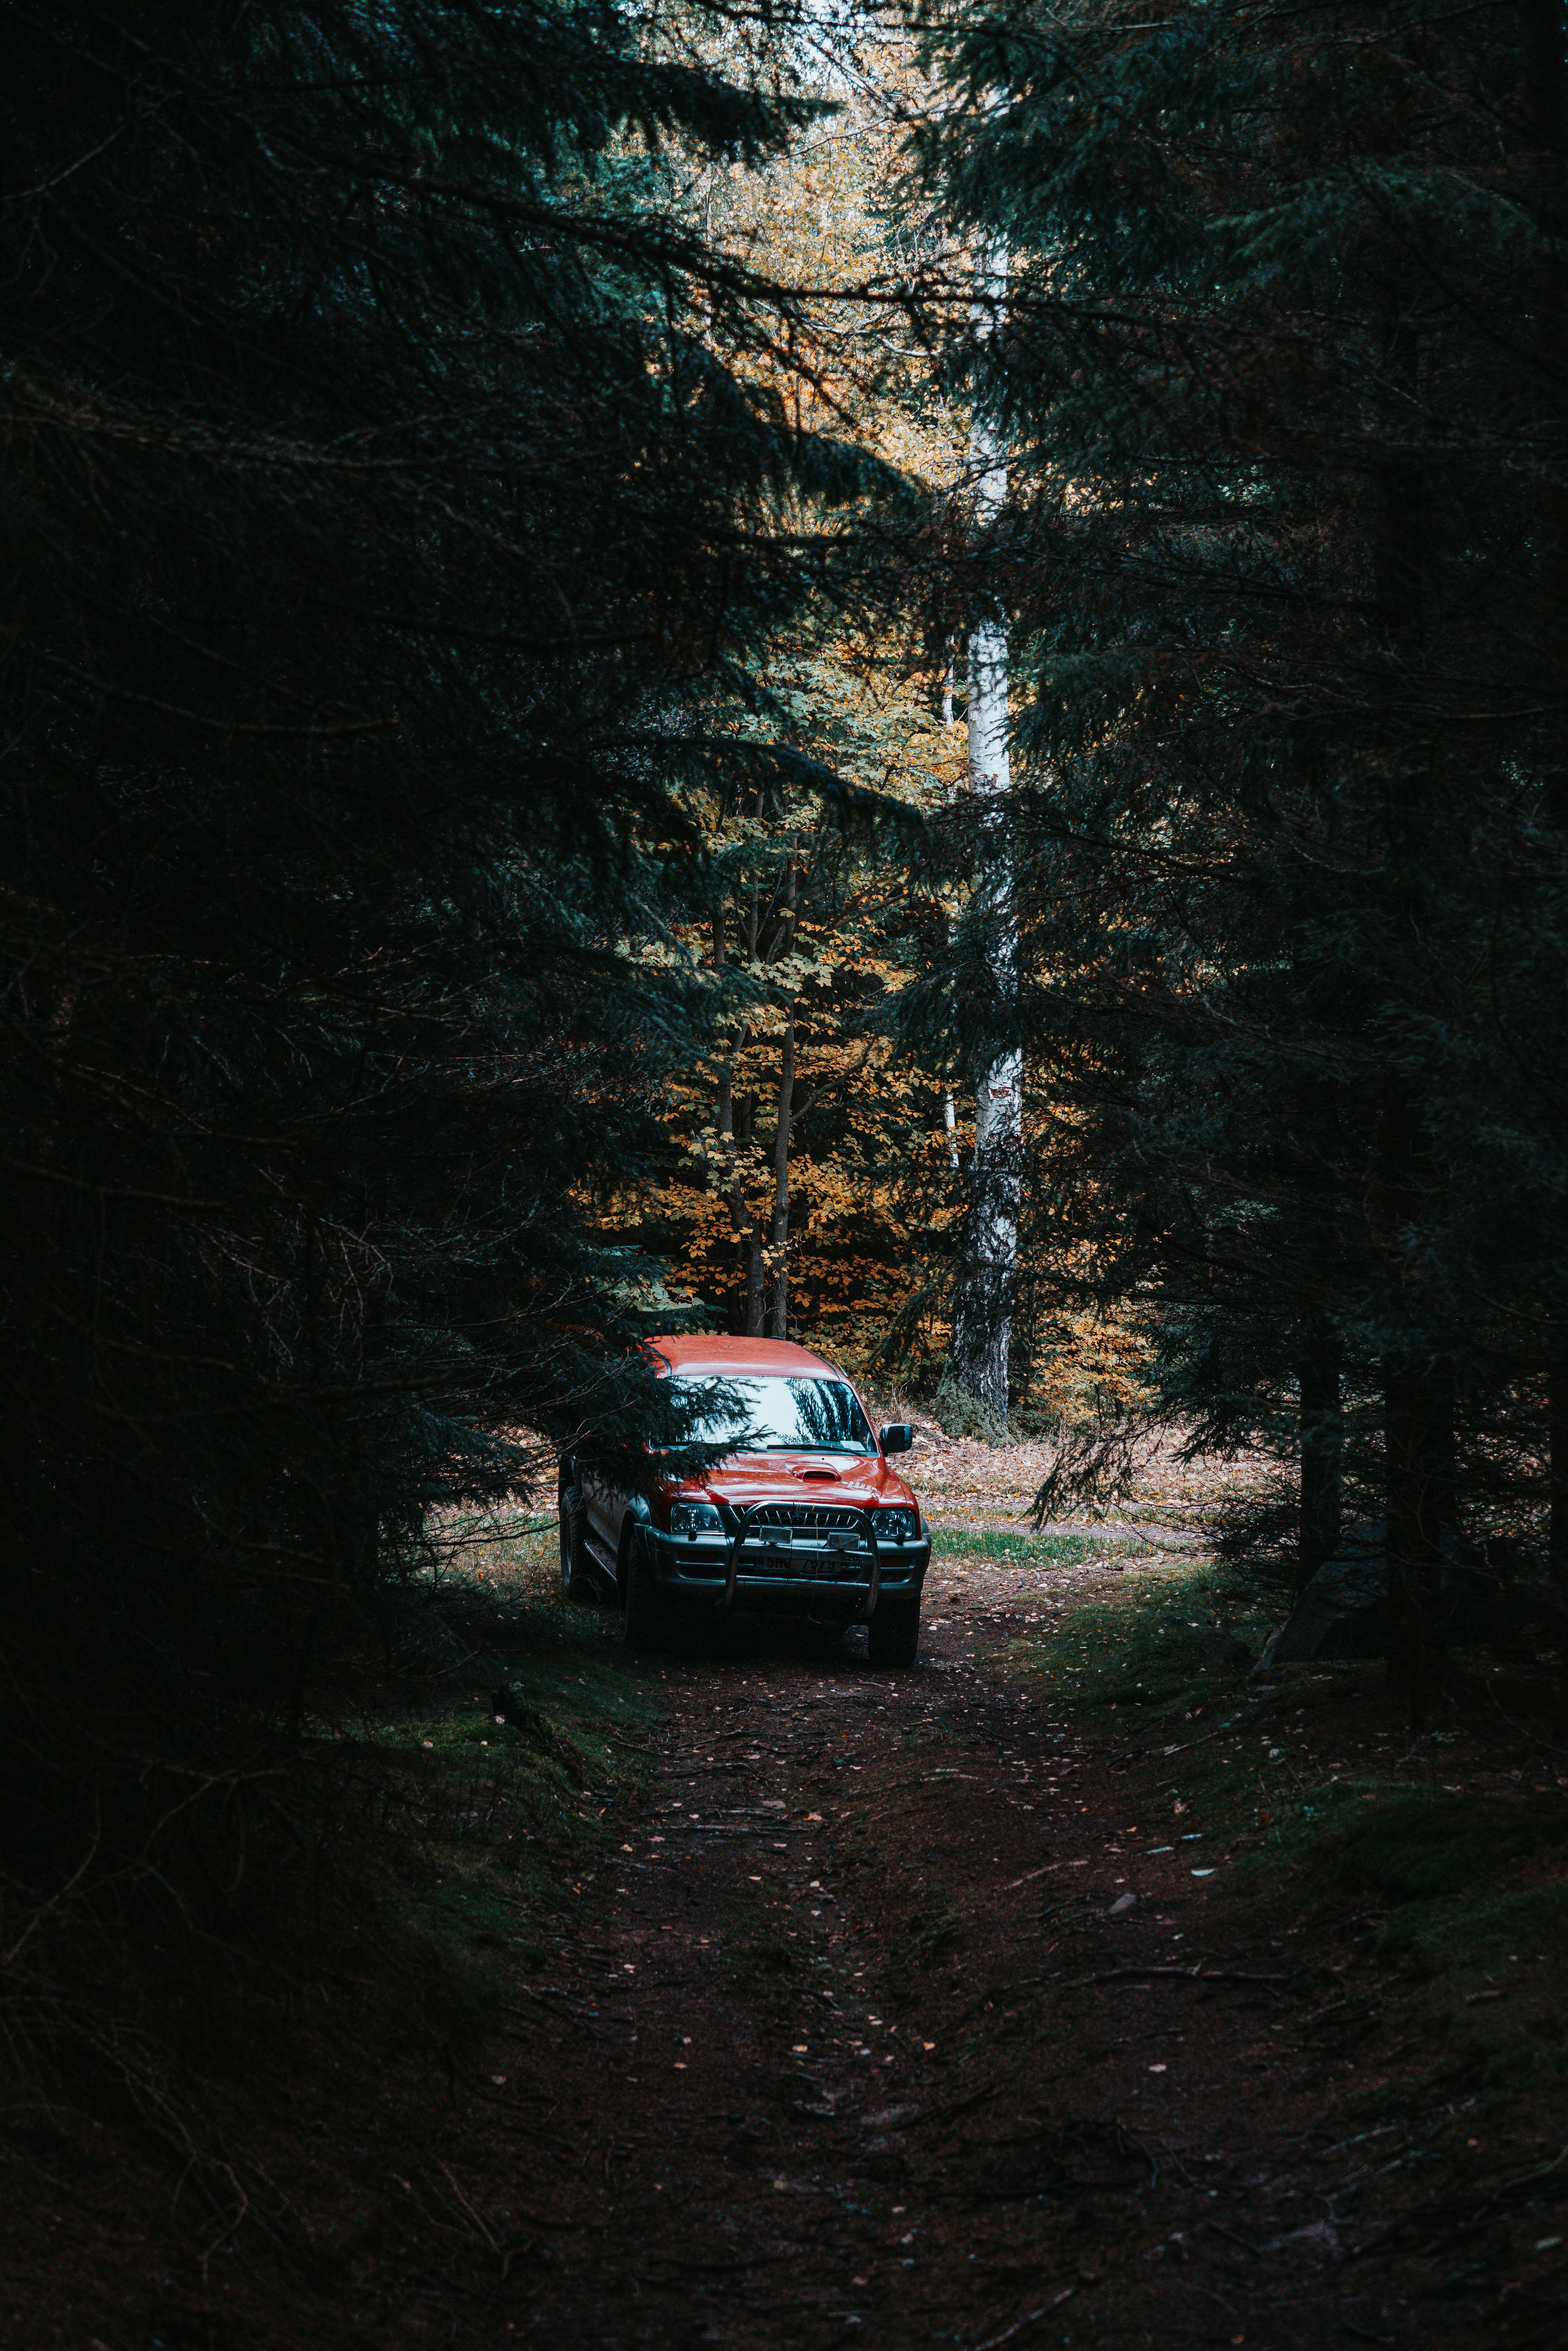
320,1514,664,1995
974,1552,1568,2117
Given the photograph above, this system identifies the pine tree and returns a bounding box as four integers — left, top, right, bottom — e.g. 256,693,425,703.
0,0,900,1989
916,2,1568,1703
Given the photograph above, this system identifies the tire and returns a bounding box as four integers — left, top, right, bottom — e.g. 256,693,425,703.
867,1594,920,1669
621,1528,668,1652
559,1485,593,1602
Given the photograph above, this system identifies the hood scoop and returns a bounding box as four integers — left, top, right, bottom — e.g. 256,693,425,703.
797,1467,838,1482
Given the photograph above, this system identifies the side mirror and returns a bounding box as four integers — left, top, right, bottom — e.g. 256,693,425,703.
878,1423,913,1455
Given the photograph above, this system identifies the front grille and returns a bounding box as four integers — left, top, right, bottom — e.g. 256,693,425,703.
749,1503,863,1535
731,1503,870,1583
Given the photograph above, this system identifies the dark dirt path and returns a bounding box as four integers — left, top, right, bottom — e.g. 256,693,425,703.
9,1552,1564,2350
330,1559,1562,2351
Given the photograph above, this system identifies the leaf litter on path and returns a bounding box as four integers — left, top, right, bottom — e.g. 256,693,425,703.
19,1498,1566,2351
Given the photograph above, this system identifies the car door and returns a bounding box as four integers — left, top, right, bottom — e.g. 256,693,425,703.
578,1452,628,1570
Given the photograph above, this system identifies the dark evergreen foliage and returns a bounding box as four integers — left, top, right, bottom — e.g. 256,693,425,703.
0,1,892,1956
916,1,1568,1708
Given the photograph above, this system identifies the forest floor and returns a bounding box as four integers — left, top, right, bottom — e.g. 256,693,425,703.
7,1439,1568,2351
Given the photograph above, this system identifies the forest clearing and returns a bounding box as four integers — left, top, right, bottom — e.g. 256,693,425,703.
7,4,1568,2346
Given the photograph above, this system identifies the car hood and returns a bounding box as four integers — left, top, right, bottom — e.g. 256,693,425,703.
667,1451,918,1512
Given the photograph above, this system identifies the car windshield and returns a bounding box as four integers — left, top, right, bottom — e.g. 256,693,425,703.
673,1373,876,1456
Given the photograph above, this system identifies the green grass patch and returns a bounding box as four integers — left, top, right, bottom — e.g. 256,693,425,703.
929,1527,1153,1568
990,1558,1271,1715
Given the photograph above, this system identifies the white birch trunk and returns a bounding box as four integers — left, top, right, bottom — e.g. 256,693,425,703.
948,232,1021,1427
770,1006,795,1339
943,1089,960,1168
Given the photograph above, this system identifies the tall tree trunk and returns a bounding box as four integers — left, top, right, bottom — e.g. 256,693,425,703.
744,1228,765,1337
1523,0,1565,145
1549,1356,1568,1724
948,231,1020,1428
1525,2,1568,1712
1366,185,1451,1719
770,1008,795,1338
1380,1087,1454,1732
1549,1355,1568,1583
1384,1357,1455,1736
710,899,765,1334
1293,1061,1344,1591
1296,1320,1342,1592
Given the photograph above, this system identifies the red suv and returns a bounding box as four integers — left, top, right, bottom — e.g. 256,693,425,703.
557,1336,929,1667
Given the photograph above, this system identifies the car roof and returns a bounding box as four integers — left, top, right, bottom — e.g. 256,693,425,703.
648,1334,846,1380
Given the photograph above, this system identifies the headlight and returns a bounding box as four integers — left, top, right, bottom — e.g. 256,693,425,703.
668,1501,723,1539
871,1507,920,1545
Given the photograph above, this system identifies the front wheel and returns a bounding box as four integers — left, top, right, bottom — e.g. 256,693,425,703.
867,1595,920,1670
621,1530,668,1652
559,1485,593,1603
